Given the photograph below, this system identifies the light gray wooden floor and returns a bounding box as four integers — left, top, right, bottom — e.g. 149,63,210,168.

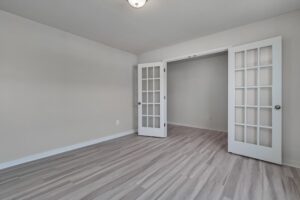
0,125,300,200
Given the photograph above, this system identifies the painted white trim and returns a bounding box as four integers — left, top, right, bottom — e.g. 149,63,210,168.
164,46,229,63
283,160,300,169
0,129,136,170
168,122,227,133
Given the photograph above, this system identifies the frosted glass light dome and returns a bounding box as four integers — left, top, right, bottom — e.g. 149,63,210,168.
127,0,148,8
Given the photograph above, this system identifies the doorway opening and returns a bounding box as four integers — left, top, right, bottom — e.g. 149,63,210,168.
166,51,228,133
138,36,282,164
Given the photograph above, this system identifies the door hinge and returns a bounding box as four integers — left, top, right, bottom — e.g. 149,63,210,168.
164,123,166,127
164,68,166,72
164,96,166,100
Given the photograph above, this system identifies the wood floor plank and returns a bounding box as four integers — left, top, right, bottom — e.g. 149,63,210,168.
0,124,299,200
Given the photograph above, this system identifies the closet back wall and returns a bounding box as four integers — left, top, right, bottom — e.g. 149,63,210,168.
0,10,137,164
167,53,228,131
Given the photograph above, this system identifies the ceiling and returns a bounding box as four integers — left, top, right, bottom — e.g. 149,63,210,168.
0,0,300,54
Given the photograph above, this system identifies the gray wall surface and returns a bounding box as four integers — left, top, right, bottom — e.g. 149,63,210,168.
167,53,228,131
0,10,137,163
139,10,300,167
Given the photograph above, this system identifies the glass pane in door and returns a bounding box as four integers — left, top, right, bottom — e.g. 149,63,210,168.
260,108,272,126
246,126,257,144
235,51,245,68
142,104,147,115
148,104,154,115
235,125,244,142
247,89,257,105
142,116,147,127
142,92,147,103
246,108,257,125
154,66,160,78
148,116,154,128
148,80,154,91
235,71,244,87
148,67,154,78
260,68,272,86
142,68,147,79
260,128,272,147
235,89,244,105
260,46,272,65
154,79,160,90
247,69,257,86
235,107,244,123
247,49,258,67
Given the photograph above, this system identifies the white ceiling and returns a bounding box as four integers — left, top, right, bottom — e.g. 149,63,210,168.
1,0,300,54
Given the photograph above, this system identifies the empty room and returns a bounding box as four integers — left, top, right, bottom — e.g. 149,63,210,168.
0,0,300,200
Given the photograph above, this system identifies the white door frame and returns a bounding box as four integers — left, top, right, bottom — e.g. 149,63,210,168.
164,47,229,63
162,46,229,137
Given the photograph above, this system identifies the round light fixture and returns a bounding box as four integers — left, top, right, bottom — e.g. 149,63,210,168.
127,0,148,8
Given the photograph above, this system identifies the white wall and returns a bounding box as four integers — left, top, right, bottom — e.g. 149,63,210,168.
0,10,137,164
139,10,300,167
168,53,228,131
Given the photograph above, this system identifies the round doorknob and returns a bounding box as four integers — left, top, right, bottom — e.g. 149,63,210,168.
274,105,281,110
138,102,141,106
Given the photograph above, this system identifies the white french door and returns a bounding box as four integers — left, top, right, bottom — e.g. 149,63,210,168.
228,37,282,164
138,62,167,137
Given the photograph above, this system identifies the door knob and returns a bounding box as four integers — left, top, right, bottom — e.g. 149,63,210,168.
138,102,141,106
274,105,281,110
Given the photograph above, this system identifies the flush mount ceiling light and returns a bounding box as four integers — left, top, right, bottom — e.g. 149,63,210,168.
127,0,148,8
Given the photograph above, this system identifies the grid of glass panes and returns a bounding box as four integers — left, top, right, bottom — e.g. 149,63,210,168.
141,66,161,128
234,46,273,147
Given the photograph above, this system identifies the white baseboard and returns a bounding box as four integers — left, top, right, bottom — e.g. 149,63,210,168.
2,128,299,171
168,122,228,133
0,129,136,171
283,160,300,169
